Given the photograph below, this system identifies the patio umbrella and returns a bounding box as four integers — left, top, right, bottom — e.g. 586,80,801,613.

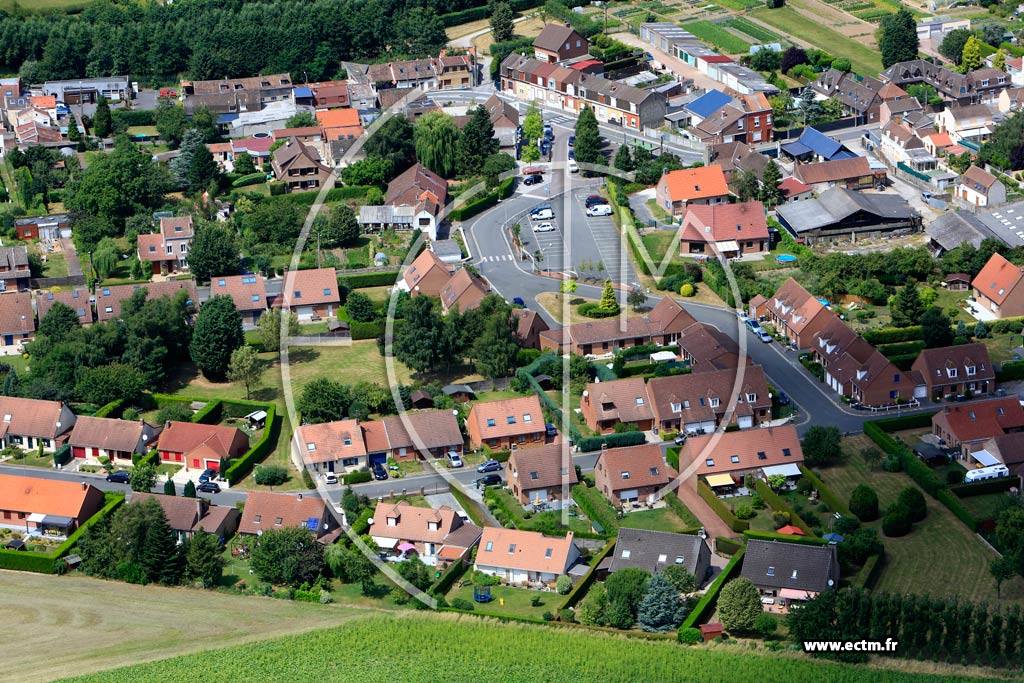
823,533,845,543
397,542,416,553
776,525,805,536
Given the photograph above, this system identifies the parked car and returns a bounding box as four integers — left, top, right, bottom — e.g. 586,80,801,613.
197,481,221,494
777,391,790,406
523,173,543,186
534,222,556,233
322,472,339,485
198,468,217,484
530,205,552,216
586,204,612,217
512,297,526,307
477,474,503,487
758,330,773,343
447,450,464,468
568,135,575,147
106,470,131,484
744,318,762,333
673,433,687,445
522,166,545,176
477,459,502,473
584,195,605,208
531,208,554,220
568,159,579,173
568,149,575,160
372,463,388,481
545,423,558,437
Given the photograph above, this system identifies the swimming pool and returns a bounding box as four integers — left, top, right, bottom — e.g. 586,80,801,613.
776,254,797,264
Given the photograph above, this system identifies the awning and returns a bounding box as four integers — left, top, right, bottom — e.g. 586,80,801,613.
650,351,676,363
763,463,802,478
706,474,734,488
971,449,1000,467
958,126,991,138
374,537,400,549
28,513,74,527
27,513,46,523
779,588,815,601
714,240,740,253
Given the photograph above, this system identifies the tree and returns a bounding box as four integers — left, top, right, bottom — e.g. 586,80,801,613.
849,484,880,522
718,578,762,632
661,564,697,593
939,28,973,65
614,144,635,172
171,128,204,189
879,8,919,69
341,157,393,186
750,48,781,72
992,48,1007,73
185,532,225,588
130,462,158,492
154,99,187,148
394,295,446,374
325,545,377,593
801,425,842,467
882,503,913,537
75,363,146,405
921,306,954,348
560,279,578,294
250,526,325,586
67,114,81,142
457,105,499,177
991,555,1016,598
760,160,782,206
482,153,516,189
573,105,602,167
627,288,647,312
93,96,112,138
860,446,883,470
960,35,983,73
474,311,518,381
799,86,820,125
395,558,433,591
637,574,688,632
286,111,318,128
186,139,219,194
896,486,927,523
890,279,923,328
318,205,361,247
831,57,852,72
598,279,619,314
345,291,377,322
189,106,218,143
522,101,543,145
190,295,244,380
947,151,973,175
414,112,460,178
163,478,176,496
735,168,760,201
38,302,80,342
556,574,573,595
576,582,608,625
604,568,650,629
364,115,417,176
141,504,183,585
780,46,809,74
297,377,351,423
227,345,264,400
233,151,256,175
975,320,988,339
490,1,514,43
256,308,300,352
187,221,238,282
183,480,197,498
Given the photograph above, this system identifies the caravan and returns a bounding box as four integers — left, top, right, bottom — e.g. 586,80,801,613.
964,464,1010,483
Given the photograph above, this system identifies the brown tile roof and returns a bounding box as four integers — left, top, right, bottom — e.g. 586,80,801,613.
682,424,803,476
584,377,653,425
403,249,452,296
95,281,197,322
0,473,103,519
549,298,696,349
777,177,812,199
440,268,488,313
511,308,548,342
157,421,248,458
386,162,448,209
647,365,770,423
933,397,1024,443
281,267,340,308
468,395,545,440
0,292,34,335
35,288,93,325
0,396,71,439
209,274,267,312
912,342,994,385
678,322,744,371
507,443,578,492
972,253,1024,306
595,443,673,491
68,416,159,453
961,165,999,194
681,201,768,243
297,419,367,465
371,500,474,544
660,166,729,202
980,432,1024,470
381,410,464,451
361,420,390,454
476,527,578,574
793,157,871,185
237,491,335,537
130,492,223,533
533,24,583,52
159,215,194,240
767,278,827,335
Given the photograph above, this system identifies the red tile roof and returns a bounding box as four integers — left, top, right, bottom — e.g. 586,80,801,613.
281,267,340,308
933,397,1024,444
506,443,578,492
468,395,545,440
0,292,34,335
209,274,267,312
680,201,768,243
972,253,1024,306
95,281,197,322
595,443,673,492
157,421,248,458
660,166,730,203
0,396,71,440
0,473,103,520
35,288,93,325
777,177,812,199
297,419,367,465
237,491,336,538
476,527,578,575
584,377,653,425
682,424,803,476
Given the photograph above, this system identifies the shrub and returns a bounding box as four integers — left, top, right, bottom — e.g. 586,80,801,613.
680,283,695,297
343,470,372,485
556,575,573,595
849,485,879,522
735,504,755,520
754,612,778,635
896,486,927,522
882,504,913,537
882,455,902,472
253,465,289,486
577,302,619,319
678,627,702,644
451,597,475,611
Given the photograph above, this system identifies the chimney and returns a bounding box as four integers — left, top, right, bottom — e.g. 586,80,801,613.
81,481,87,491
297,493,303,501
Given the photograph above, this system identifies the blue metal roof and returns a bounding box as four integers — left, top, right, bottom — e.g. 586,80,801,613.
293,86,313,98
831,149,858,160
799,127,843,160
686,89,732,119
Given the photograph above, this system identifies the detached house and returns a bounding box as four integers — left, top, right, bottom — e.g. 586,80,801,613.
0,396,76,454
238,491,342,544
971,252,1024,319
741,540,839,611
370,501,482,568
0,475,105,536
208,274,267,326
136,216,194,275
0,292,35,351
656,166,730,217
647,365,771,434
279,267,340,321
512,308,549,350
681,424,803,486
792,157,873,193
377,162,448,241
956,165,1006,209
678,201,768,259
609,528,711,585
35,289,93,326
932,397,1024,458
912,343,994,400
533,23,589,64
68,416,161,463
157,421,249,471
764,278,832,349
594,444,673,507
506,443,578,507
580,377,653,434
0,246,31,292
401,249,453,298
130,492,240,542
439,268,489,315
474,527,581,584
271,139,333,192
466,395,547,450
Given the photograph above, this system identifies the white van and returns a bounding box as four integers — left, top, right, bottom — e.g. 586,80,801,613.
532,208,554,221
586,204,612,217
964,464,1010,482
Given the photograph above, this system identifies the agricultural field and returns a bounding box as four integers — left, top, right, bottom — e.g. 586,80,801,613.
681,19,753,54
56,611,1011,683
724,16,783,43
751,6,883,75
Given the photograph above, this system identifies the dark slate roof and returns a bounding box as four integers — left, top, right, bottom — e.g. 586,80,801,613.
926,210,998,252
777,187,917,233
741,539,839,593
608,528,709,576
797,127,855,161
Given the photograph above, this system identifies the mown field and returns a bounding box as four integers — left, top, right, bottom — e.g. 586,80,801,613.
57,611,1014,683
750,6,883,76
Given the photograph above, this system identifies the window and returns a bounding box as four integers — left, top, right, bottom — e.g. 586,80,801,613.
545,548,553,558
486,418,496,427
947,368,958,378
657,554,667,563
757,451,767,460
683,400,690,409
767,566,775,576
274,517,283,525
791,569,798,579
252,294,260,302
530,471,539,480
295,291,302,299
524,414,532,423
636,397,645,406
731,455,740,464
705,458,714,467
753,116,760,126
306,442,316,451
323,288,331,296
782,448,792,457
710,398,720,408
507,416,516,424
671,402,682,412
746,393,756,402
621,549,632,559
621,471,631,479
485,541,493,552
508,544,516,554
967,365,976,376
428,521,438,531
254,514,262,523
341,457,359,467
217,279,226,287
343,437,351,446
698,398,706,407
675,556,684,564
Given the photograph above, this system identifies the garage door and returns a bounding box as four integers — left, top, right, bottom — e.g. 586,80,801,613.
914,385,927,399
206,459,220,471
738,416,753,429
369,452,387,465
72,446,86,459
620,489,639,502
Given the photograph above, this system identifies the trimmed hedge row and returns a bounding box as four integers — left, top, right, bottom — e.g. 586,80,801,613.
559,538,616,613
111,109,155,128
856,551,886,589
679,546,745,630
571,484,618,536
191,399,223,425
697,479,749,533
715,536,742,555
450,487,487,527
754,480,815,536
576,431,646,452
53,444,72,467
887,353,919,372
439,0,543,26
133,449,158,467
351,320,384,340
877,340,926,357
232,172,265,188
221,399,279,485
339,270,400,289
742,529,831,546
871,411,937,433
448,177,515,222
798,465,852,517
863,326,922,345
429,557,470,596
344,470,373,485
996,360,1024,382
949,476,1016,498
93,398,125,418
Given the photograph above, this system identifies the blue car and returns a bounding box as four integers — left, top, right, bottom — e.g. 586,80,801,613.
105,470,131,484
545,423,558,437
512,297,526,307
568,135,575,147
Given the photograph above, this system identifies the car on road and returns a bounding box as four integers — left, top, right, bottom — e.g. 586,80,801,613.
568,159,579,173
584,195,606,208
372,463,388,480
586,204,612,217
447,450,464,468
522,166,545,176
673,433,688,445
477,459,502,473
777,391,790,406
531,208,554,220
512,297,526,307
198,468,217,484
322,472,338,485
757,329,773,343
477,474,503,487
106,470,131,484
568,135,575,147
534,222,556,233
197,481,221,494
523,173,543,186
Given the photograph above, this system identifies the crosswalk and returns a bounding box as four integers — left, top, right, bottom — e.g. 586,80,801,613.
546,115,572,126
478,254,517,263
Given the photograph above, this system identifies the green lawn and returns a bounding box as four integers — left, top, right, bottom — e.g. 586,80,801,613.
750,6,882,76
959,492,1014,526
640,230,677,265
816,435,1024,603
446,583,559,618
681,19,754,54
41,252,68,277
619,506,695,532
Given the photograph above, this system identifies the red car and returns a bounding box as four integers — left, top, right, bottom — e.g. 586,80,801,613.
522,166,545,175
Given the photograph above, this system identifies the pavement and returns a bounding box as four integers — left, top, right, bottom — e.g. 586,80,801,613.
58,237,83,277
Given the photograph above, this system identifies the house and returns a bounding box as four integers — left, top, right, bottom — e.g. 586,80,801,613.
539,296,696,356
370,500,482,568
677,321,748,371
208,274,267,325
811,70,885,122
136,216,194,275
792,157,873,192
0,292,35,351
12,214,69,242
271,139,333,192
682,89,733,127
401,249,454,298
315,107,364,142
296,419,368,475
375,411,465,462
307,80,350,109
922,131,955,157
0,246,31,291
181,74,293,115
95,280,196,323
936,103,999,144
972,252,1024,319
42,76,130,104
237,491,342,543
0,396,76,454
880,60,1011,106
474,527,581,584
157,421,249,470
777,177,814,203
533,23,589,64
932,397,1024,458
608,528,711,585
678,201,769,258
0,475,105,536
780,127,856,163
647,365,771,434
505,443,578,507
681,424,803,485
706,142,769,184
997,86,1024,114
656,166,730,216
581,377,653,434
879,98,924,127
764,278,832,349
466,395,547,450
879,121,932,171
130,492,240,542
512,308,549,349
35,289,93,326
439,268,489,315
382,163,448,241
434,54,476,90
925,210,997,257
741,540,839,611
230,137,275,167
593,444,673,507
483,93,519,147
68,416,161,463
912,343,994,400
279,267,340,321
970,432,1024,481
775,187,920,245
956,165,1006,209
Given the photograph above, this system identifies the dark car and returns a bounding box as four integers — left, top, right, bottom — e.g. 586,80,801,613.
545,423,558,437
585,195,605,208
198,468,217,484
196,481,221,494
373,463,389,481
568,135,575,147
477,474,503,487
512,297,526,307
105,470,131,484
477,459,502,473
777,391,791,406
523,174,543,186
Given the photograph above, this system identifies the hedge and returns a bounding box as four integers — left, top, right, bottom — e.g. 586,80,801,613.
343,470,373,485
887,353,919,372
852,551,886,589
53,444,72,468
558,538,616,613
871,412,937,433
666,446,680,471
232,172,266,188
190,399,223,425
575,431,646,452
350,506,375,536
877,340,926,357
742,529,831,546
949,476,1016,498
516,353,581,444
863,326,922,345
697,479,749,533
679,546,745,630
111,109,155,128
936,488,978,531
754,480,815,536
715,536,742,556
620,344,680,361
448,176,514,222
93,398,125,418
571,484,618,536
863,422,942,496
133,449,159,467
798,465,852,517
439,0,543,26
351,320,384,340
221,400,279,485
665,491,702,530
484,487,528,528
996,360,1024,382
450,486,488,527
429,557,470,596
339,271,400,289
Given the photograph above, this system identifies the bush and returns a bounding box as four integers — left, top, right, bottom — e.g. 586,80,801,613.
882,455,902,472
232,172,266,188
680,283,695,297
896,486,927,522
343,470,372,485
577,302,620,319
451,597,475,611
754,612,778,635
254,465,289,486
882,504,913,537
734,504,755,520
555,574,572,595
678,627,702,644
575,431,646,452
849,484,880,522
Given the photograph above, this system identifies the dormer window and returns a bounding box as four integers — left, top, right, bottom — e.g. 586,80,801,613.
947,368,958,379
671,402,682,412
966,365,976,376
710,398,720,408
746,393,756,402
428,521,438,531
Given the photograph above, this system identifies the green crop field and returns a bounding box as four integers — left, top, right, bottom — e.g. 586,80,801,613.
57,612,1010,683
725,17,783,43
750,6,882,76
681,20,753,55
